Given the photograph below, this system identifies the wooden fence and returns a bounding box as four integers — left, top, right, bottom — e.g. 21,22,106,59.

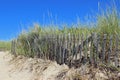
11,33,120,68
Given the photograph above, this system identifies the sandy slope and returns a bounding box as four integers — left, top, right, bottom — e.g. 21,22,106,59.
0,51,119,80
0,51,32,80
0,51,69,80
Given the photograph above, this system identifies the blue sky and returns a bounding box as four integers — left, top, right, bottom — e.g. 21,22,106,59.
0,0,119,40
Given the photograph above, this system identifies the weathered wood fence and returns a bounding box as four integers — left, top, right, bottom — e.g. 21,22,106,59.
11,33,120,68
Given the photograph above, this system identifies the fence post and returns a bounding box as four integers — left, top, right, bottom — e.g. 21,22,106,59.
56,34,59,61
40,34,43,59
102,34,107,62
34,38,38,58
48,34,50,60
57,34,60,64
108,35,112,63
84,34,89,64
51,34,54,60
96,34,99,66
49,34,52,60
61,34,65,64
77,33,80,60
67,33,70,65
84,35,88,62
115,35,119,67
53,33,56,61
73,33,76,60
92,33,98,67
38,36,41,58
90,33,93,65
64,33,68,64
75,34,78,60
11,40,16,56
59,34,62,64
79,33,83,62
70,33,73,66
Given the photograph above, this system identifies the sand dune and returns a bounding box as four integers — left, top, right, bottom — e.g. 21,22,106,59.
0,51,119,80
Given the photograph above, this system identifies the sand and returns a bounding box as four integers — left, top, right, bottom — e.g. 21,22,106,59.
0,51,119,80
0,51,32,80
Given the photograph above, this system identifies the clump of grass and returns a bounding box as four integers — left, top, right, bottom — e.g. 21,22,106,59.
99,6,120,51
97,3,120,36
16,24,42,57
0,41,11,51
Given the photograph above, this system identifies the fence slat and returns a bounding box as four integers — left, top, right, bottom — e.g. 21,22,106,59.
60,34,63,64
64,34,67,64
96,34,99,66
79,33,83,62
11,40,16,56
108,35,113,63
102,34,107,62
94,33,98,67
59,34,62,64
70,33,73,66
90,34,93,64
115,35,119,67
73,34,76,60
77,33,80,60
54,34,57,61
68,33,71,66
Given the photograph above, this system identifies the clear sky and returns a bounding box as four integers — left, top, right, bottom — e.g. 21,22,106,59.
0,0,119,40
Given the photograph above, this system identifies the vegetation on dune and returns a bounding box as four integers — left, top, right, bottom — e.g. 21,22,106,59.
0,41,11,51
96,5,120,51
97,8,120,35
15,25,93,57
13,4,120,58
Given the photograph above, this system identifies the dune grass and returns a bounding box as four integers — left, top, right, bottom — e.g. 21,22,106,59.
13,3,120,57
0,41,11,51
